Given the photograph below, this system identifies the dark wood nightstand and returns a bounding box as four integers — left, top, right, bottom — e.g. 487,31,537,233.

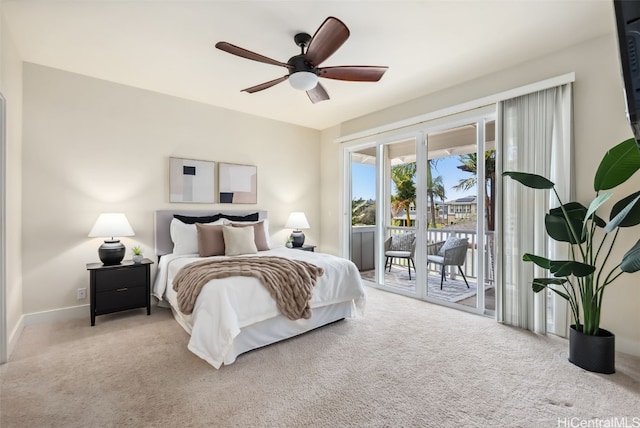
86,259,153,326
291,245,316,252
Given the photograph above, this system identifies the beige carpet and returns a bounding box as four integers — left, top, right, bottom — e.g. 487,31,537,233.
1,285,639,428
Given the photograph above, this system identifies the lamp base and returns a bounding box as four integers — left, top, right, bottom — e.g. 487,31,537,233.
98,239,125,265
290,230,305,248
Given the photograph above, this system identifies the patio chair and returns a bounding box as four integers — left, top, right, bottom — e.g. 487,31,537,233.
427,237,470,290
384,232,416,280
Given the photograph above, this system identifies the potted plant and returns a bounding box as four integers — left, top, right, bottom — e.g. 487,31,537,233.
503,138,640,374
131,245,144,263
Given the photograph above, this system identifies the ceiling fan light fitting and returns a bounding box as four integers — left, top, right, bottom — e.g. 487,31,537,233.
289,71,318,91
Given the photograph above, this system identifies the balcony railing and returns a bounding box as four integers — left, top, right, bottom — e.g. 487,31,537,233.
352,225,495,284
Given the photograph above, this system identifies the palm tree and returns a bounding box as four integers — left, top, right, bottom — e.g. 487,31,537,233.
454,150,497,283
453,150,496,231
390,162,416,227
426,160,446,228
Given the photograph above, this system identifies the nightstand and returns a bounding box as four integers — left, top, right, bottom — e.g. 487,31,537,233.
291,245,316,252
86,259,153,326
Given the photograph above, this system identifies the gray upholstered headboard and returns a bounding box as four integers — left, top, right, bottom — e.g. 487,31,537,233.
154,210,268,256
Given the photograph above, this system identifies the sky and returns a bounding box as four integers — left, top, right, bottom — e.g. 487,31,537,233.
351,156,476,202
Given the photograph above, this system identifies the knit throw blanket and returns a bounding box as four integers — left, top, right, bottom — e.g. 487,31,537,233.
172,256,324,320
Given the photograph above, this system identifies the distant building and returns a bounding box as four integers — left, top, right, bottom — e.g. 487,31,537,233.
392,203,416,227
390,197,479,227
445,196,477,224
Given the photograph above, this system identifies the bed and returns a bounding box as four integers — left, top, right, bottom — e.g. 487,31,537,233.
152,210,366,368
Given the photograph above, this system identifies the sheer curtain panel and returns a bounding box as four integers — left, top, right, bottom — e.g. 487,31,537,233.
499,84,573,334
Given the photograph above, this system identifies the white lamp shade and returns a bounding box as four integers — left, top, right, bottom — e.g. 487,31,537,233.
288,72,319,91
88,213,135,238
285,212,310,230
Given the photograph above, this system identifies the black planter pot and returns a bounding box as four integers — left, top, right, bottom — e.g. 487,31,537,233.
569,325,615,374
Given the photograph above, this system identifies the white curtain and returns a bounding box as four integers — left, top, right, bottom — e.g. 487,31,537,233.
498,84,573,334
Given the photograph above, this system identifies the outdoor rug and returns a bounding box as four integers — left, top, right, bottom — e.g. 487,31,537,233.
360,266,491,303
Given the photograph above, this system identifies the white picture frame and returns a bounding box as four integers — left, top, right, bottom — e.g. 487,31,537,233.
169,157,215,203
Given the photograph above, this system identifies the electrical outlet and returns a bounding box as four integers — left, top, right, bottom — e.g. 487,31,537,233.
77,288,87,300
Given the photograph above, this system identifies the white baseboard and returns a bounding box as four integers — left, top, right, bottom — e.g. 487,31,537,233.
7,314,24,360
4,305,88,362
23,304,88,326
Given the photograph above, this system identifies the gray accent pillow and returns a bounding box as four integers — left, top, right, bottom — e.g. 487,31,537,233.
438,237,467,256
391,233,414,251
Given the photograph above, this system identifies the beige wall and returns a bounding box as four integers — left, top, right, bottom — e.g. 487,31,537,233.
1,8,24,356
320,34,640,356
318,125,342,256
21,63,320,314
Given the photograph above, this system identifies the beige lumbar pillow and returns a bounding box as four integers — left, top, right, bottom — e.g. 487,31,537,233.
222,225,258,256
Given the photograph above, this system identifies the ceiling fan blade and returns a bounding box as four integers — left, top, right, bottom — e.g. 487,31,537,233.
306,82,329,104
318,66,388,82
242,76,288,93
215,42,292,68
305,17,350,66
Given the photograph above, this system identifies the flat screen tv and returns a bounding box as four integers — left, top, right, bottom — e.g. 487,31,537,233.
614,0,640,148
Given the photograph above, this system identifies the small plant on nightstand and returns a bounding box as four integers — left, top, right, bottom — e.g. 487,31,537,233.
285,236,293,248
132,245,143,263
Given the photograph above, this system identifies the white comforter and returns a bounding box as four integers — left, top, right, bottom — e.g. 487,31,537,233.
153,247,366,368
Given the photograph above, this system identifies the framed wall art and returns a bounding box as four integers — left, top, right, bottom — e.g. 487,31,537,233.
169,157,215,203
218,162,257,204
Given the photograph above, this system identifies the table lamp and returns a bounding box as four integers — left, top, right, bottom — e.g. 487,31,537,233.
285,212,310,247
88,213,135,265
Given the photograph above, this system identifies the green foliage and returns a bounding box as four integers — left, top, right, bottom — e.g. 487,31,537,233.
390,163,416,226
456,150,497,231
352,198,376,226
503,138,640,336
132,245,142,256
427,160,446,228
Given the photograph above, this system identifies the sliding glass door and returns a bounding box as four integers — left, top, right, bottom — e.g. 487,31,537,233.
345,107,497,315
423,118,495,313
380,136,418,294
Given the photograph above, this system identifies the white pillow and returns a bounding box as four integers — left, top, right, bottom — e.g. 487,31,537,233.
222,225,258,256
229,218,271,249
170,218,227,255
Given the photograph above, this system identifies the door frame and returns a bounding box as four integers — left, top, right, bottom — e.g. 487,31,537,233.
343,105,497,315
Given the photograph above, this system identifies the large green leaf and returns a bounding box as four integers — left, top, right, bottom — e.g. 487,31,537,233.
532,279,571,303
584,193,612,231
608,191,640,229
594,138,640,191
549,260,595,277
621,239,640,273
503,171,555,189
531,277,568,293
522,253,552,268
545,213,585,244
522,254,595,277
549,201,606,227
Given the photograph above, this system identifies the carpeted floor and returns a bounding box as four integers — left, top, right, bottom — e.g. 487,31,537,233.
1,284,639,427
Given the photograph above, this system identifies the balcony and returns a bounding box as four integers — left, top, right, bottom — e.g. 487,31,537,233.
352,226,495,311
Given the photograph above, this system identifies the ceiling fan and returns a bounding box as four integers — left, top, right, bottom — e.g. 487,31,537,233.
215,16,388,104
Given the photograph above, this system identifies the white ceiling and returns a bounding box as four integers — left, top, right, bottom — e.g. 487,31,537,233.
2,0,615,130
